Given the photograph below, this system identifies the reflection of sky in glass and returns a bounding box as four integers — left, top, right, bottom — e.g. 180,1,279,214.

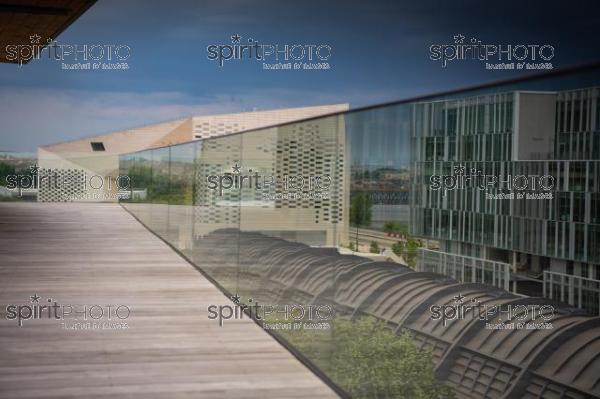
427,65,600,101
345,65,600,171
345,105,411,169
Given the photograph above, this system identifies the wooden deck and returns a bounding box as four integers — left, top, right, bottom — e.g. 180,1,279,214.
0,203,338,399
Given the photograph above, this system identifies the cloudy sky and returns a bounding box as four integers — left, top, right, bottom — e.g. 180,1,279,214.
1,0,599,151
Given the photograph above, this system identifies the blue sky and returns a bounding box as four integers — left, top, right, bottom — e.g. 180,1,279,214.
1,0,599,151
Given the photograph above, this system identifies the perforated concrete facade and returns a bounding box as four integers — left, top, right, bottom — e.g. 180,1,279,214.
37,104,348,203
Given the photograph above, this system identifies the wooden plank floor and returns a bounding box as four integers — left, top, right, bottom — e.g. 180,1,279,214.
0,203,338,399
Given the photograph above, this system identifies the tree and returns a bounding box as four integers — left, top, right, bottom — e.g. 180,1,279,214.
0,162,16,187
404,238,421,268
383,221,409,235
283,316,454,399
392,241,403,257
331,317,453,398
370,241,380,254
391,239,422,268
383,221,395,233
350,192,372,250
350,192,372,227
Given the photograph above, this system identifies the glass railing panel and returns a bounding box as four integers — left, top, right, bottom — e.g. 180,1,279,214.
235,117,345,383
190,133,243,295
148,146,170,239
116,65,600,398
0,152,38,201
166,141,196,250
120,149,153,225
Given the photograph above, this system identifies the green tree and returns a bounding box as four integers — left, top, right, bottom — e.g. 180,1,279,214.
383,221,394,232
126,164,152,188
284,317,453,399
392,241,403,257
350,192,372,227
391,239,422,268
0,162,16,187
370,241,380,254
331,318,453,398
404,238,421,268
350,192,372,250
383,221,409,235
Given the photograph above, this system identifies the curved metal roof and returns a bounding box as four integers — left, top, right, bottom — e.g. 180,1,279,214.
197,229,600,398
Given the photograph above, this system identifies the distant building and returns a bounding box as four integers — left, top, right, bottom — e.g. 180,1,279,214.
37,104,348,202
411,87,600,315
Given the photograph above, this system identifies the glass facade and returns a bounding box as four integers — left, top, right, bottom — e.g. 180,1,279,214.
118,65,600,397
409,70,600,315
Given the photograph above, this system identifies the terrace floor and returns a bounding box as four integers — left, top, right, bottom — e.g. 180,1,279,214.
0,202,338,399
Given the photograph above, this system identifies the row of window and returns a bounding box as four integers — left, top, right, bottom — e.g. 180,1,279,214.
413,187,600,224
414,161,600,193
412,208,600,263
556,87,599,134
556,131,600,160
412,94,514,138
415,133,513,162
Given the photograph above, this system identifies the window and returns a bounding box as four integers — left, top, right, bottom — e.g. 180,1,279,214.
582,98,588,131
592,193,600,224
581,262,589,278
573,97,581,132
547,221,556,256
440,210,449,238
505,100,513,132
575,224,586,261
436,137,445,160
557,192,571,222
567,261,574,275
91,142,106,151
593,131,600,160
569,162,586,191
425,138,435,161
590,225,600,264
484,214,494,245
557,100,564,133
477,104,485,133
448,136,456,161
566,100,572,131
447,107,457,136
573,193,585,223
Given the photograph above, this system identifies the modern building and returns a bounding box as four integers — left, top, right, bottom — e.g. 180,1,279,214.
116,65,600,398
120,111,349,249
411,87,600,315
195,228,600,399
37,104,348,202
